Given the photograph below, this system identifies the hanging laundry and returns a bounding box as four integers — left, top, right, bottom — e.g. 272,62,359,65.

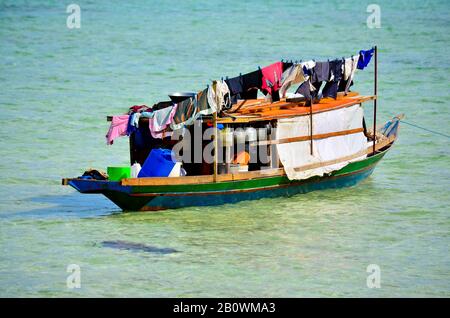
171,97,198,130
196,88,214,116
127,113,138,136
127,112,141,130
152,101,173,111
149,104,178,139
294,61,327,100
106,115,129,145
279,64,306,98
357,48,375,70
322,59,344,99
338,77,354,93
295,80,320,100
225,70,262,100
128,105,149,114
292,60,316,98
301,60,316,76
224,76,242,105
240,69,262,99
261,61,283,96
282,61,294,71
312,61,330,83
225,76,243,96
207,80,230,113
343,56,359,80
342,55,359,93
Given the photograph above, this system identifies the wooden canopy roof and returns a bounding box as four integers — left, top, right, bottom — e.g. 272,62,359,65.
107,92,375,124
217,92,375,124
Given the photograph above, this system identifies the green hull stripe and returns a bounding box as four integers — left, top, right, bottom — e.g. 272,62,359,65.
131,149,387,194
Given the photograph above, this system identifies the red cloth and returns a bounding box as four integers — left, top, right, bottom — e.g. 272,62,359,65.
128,105,149,114
261,61,283,96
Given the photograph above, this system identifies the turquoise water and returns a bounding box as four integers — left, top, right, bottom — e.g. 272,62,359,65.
1,0,449,297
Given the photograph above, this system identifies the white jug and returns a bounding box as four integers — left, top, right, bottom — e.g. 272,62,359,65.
131,162,141,178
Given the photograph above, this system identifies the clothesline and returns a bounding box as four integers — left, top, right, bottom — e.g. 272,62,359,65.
106,47,376,145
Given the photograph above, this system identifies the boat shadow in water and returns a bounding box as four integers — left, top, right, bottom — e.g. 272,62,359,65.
100,240,179,254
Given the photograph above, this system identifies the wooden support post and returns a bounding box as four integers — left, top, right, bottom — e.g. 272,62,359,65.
213,112,218,182
373,45,378,155
310,97,314,155
129,132,135,165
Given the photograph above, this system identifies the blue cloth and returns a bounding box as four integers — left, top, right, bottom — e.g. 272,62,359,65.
133,129,145,148
302,65,312,76
357,48,375,70
140,111,154,118
126,113,137,136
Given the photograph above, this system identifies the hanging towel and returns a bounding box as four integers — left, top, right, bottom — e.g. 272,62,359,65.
312,61,330,83
225,76,243,96
279,64,306,98
196,88,215,116
357,48,375,70
207,80,230,113
292,60,317,98
240,69,262,99
301,60,316,76
343,55,360,93
126,113,138,136
171,97,197,130
343,56,359,80
106,115,130,145
295,79,318,99
261,61,283,96
322,59,344,99
149,105,178,139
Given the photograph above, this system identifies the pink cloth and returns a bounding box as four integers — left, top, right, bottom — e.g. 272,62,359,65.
261,61,283,96
106,115,129,145
148,105,178,139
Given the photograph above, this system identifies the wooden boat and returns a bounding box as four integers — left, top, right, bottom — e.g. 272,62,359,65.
62,92,401,211
62,47,402,211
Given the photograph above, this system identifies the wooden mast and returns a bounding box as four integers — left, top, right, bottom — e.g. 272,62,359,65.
213,112,218,182
372,45,378,155
310,96,314,155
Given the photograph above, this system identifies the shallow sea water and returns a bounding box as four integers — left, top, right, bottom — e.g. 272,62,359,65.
0,0,449,297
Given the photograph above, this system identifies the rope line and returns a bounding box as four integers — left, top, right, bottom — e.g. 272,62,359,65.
400,120,450,139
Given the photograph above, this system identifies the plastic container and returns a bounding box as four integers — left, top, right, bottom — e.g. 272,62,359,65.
138,148,176,178
245,127,257,142
107,166,131,181
239,165,249,172
131,163,141,178
168,162,182,177
230,164,249,174
234,129,246,144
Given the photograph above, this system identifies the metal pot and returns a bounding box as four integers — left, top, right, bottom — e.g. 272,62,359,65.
168,92,197,103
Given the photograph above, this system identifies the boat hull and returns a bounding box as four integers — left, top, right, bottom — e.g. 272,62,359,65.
67,148,388,211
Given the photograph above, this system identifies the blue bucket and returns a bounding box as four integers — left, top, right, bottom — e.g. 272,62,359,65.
138,148,176,178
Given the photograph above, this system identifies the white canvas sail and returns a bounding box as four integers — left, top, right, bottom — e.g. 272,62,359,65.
276,104,367,180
